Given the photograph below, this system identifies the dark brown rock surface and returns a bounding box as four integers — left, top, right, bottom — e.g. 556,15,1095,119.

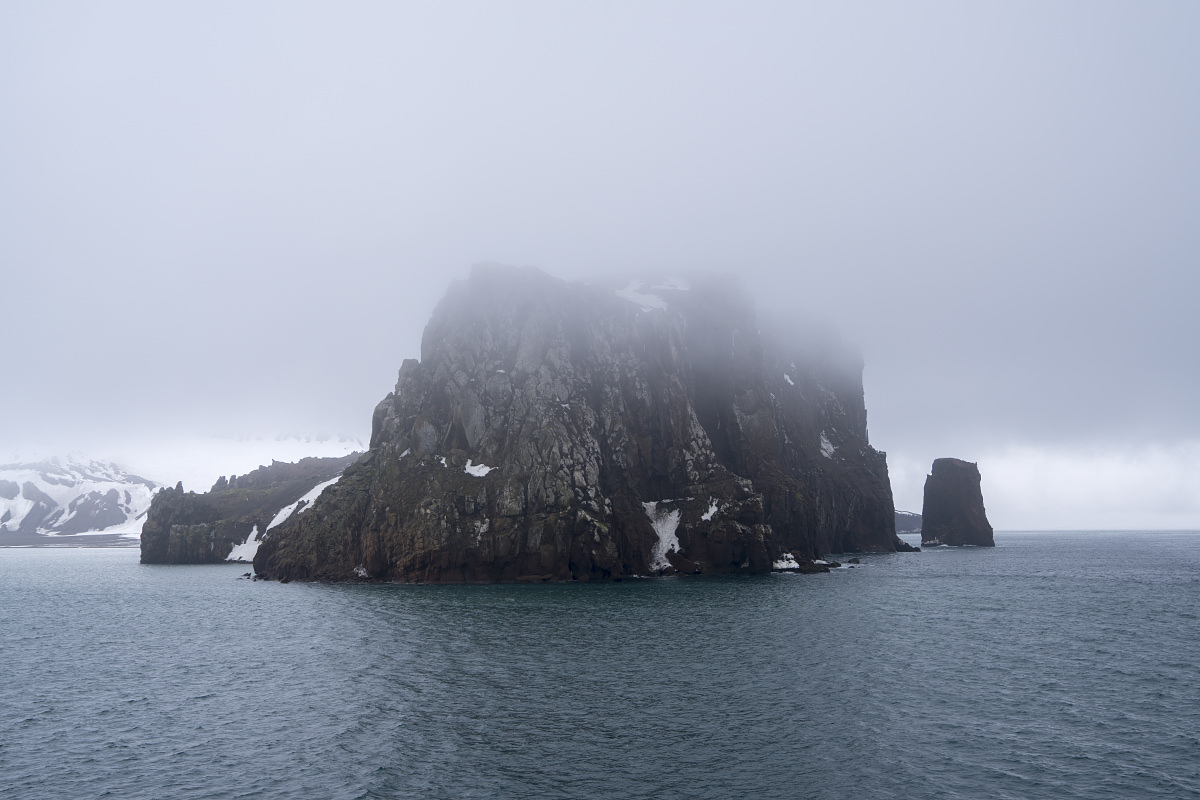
254,266,908,582
920,458,994,547
139,454,361,564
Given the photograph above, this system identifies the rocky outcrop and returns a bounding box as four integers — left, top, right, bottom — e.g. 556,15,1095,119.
920,458,994,547
254,266,908,582
139,454,360,564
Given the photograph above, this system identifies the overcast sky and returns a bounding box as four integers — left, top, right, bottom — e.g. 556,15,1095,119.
2,1,1197,528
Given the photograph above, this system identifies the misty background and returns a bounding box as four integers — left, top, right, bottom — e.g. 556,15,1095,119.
2,2,1196,529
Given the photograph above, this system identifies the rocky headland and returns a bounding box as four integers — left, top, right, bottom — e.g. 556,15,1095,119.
139,453,361,564
253,266,912,582
920,458,994,547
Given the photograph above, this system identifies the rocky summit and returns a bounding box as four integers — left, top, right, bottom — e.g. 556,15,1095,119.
254,266,910,582
920,458,995,547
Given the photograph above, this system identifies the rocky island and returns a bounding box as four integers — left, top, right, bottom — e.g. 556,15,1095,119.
920,458,994,547
252,266,912,582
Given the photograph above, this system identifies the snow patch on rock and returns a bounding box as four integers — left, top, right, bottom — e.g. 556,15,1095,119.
642,501,681,571
226,524,260,563
464,460,494,477
616,281,667,312
773,553,801,570
266,474,342,531
615,279,689,313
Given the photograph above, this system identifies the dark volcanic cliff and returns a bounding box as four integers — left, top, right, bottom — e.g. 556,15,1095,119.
139,454,361,564
920,458,994,547
254,267,907,582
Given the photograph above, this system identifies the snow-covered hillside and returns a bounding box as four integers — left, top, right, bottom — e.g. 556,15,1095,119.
894,509,923,535
0,459,159,540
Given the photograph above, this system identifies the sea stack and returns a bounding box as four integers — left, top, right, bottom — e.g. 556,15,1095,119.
254,265,909,582
920,458,994,547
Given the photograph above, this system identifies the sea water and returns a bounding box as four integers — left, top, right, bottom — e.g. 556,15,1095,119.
1,532,1198,799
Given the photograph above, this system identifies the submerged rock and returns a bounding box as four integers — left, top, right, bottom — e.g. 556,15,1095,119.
920,458,994,547
254,266,908,582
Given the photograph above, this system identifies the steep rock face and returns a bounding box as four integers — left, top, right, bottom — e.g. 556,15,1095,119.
920,458,994,547
255,266,906,582
139,454,360,564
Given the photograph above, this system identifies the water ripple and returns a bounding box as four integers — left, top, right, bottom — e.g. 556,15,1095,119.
1,534,1198,799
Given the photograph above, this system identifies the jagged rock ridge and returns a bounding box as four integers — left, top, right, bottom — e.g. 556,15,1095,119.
921,458,995,547
139,454,361,564
254,266,909,582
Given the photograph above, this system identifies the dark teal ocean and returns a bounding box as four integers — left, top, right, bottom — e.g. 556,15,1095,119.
2,532,1198,799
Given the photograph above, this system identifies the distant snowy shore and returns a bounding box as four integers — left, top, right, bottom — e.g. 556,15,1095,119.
0,434,366,546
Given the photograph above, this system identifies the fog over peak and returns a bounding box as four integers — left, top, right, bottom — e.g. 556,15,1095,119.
2,1,1196,529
